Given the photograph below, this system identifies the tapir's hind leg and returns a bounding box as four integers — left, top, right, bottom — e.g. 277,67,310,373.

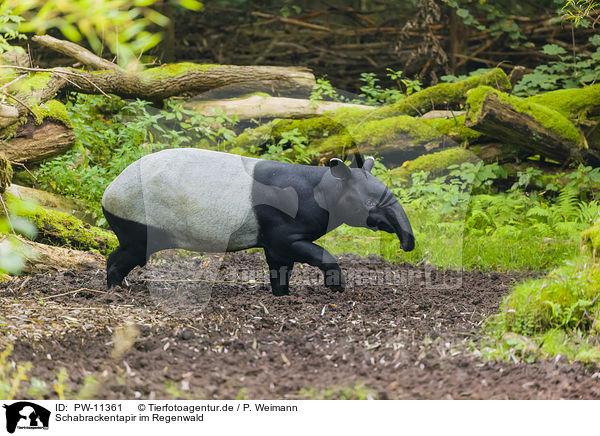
103,207,171,288
106,245,146,287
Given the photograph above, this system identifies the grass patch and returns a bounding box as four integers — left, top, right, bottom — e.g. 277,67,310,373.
481,220,600,363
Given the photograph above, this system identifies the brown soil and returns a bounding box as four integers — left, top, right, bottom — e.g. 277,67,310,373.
1,251,598,400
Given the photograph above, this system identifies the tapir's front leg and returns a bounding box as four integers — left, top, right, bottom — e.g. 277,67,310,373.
264,250,294,296
288,240,345,292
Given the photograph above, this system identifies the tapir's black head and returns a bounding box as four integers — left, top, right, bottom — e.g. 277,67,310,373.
326,157,415,251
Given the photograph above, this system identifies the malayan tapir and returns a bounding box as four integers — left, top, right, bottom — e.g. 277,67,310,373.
102,148,415,295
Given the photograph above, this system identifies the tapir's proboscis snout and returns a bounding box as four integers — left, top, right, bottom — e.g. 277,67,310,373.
366,191,415,252
388,201,415,252
102,149,415,296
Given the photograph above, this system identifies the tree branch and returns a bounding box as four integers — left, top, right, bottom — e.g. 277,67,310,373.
32,35,123,72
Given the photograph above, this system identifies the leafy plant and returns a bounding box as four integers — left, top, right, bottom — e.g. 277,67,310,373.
261,128,318,164
310,77,345,102
0,6,24,54
513,37,600,95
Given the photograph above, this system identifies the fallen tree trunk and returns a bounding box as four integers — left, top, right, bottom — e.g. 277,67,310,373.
18,236,105,274
465,86,584,163
1,118,75,164
186,95,376,121
28,35,316,101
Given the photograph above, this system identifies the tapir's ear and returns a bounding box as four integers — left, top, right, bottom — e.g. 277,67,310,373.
329,158,351,180
362,156,375,173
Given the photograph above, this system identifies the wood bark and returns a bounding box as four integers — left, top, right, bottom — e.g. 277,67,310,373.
17,237,105,274
465,92,582,163
1,118,75,164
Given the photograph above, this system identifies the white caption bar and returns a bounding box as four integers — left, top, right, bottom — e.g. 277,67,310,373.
0,400,595,436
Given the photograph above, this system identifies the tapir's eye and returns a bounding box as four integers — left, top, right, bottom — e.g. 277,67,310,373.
366,198,377,208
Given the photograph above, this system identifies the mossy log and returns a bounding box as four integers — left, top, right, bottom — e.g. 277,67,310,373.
226,114,458,167
421,115,481,145
0,117,75,164
8,199,118,256
465,86,585,163
6,184,95,224
19,236,105,274
186,95,376,121
372,68,511,118
316,115,459,166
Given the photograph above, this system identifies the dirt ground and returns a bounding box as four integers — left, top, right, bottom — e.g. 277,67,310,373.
1,250,599,400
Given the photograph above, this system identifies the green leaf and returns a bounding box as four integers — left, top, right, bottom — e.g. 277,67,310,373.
589,34,600,46
177,0,204,11
59,23,82,41
542,44,567,56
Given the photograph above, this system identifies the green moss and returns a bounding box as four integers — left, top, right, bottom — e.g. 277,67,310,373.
526,84,600,120
355,115,443,144
142,62,219,81
422,115,482,143
494,261,600,335
0,68,17,83
7,196,118,256
483,220,600,362
31,100,71,127
322,106,378,126
271,116,348,140
389,147,479,184
372,68,511,118
464,86,491,122
12,72,52,93
466,86,582,145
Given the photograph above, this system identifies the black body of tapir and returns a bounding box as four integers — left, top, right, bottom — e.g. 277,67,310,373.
102,148,415,295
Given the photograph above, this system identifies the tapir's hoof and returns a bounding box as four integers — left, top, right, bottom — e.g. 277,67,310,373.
272,287,290,297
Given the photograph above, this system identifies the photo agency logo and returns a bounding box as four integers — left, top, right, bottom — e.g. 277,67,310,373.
2,402,50,434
